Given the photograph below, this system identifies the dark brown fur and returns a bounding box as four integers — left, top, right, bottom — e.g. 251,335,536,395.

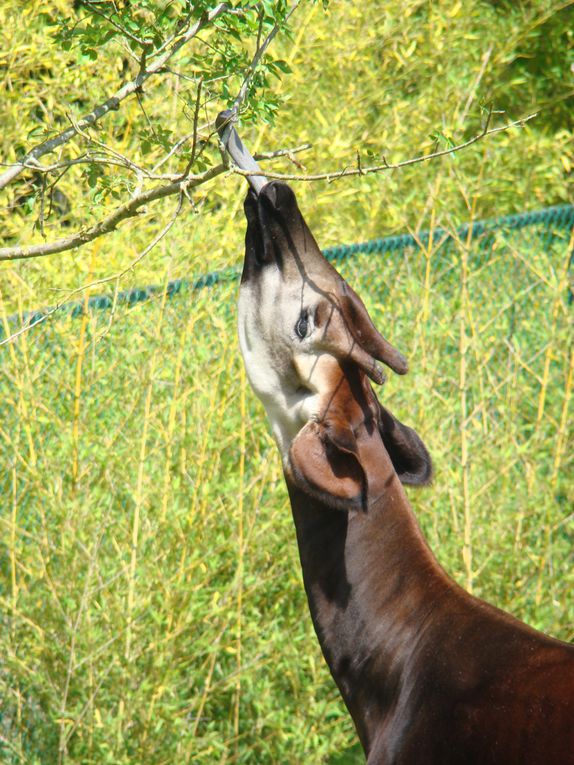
287,365,574,764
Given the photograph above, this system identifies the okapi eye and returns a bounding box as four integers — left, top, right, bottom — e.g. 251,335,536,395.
295,312,309,339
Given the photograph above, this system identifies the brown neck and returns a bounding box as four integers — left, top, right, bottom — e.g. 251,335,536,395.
285,457,453,754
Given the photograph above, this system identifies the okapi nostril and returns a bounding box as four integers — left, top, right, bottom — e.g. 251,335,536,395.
266,183,278,208
260,181,295,212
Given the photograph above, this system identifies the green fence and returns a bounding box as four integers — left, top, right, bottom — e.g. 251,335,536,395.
2,203,573,336
1,205,572,764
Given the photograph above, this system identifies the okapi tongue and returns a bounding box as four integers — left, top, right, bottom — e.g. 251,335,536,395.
216,110,268,194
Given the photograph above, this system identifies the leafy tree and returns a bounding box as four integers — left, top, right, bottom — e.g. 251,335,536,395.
0,0,542,274
0,0,304,264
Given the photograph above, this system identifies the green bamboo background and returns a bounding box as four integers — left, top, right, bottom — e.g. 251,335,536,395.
1,215,572,764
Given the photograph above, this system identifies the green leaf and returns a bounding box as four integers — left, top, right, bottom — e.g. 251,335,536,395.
273,59,292,74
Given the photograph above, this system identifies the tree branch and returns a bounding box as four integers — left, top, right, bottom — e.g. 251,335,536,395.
0,2,307,265
253,144,312,162
0,165,223,262
0,194,184,348
228,111,538,184
231,0,301,117
1,107,532,263
0,2,232,192
1,141,312,261
77,0,149,47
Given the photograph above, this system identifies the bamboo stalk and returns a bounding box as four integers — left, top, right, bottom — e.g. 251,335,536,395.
71,301,89,491
459,221,473,593
535,260,571,606
159,294,194,524
10,465,23,756
535,256,565,428
551,344,573,489
1,285,38,470
125,280,170,663
419,206,436,369
233,366,247,753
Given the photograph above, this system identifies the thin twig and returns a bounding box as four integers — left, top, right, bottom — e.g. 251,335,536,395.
459,46,493,126
77,0,148,47
2,140,312,259
231,0,301,117
0,194,184,348
135,89,156,136
179,77,204,178
228,111,538,184
37,173,47,238
2,153,194,182
162,67,231,86
80,0,149,48
0,166,221,262
253,143,312,161
67,115,148,184
0,109,531,263
149,3,251,61
151,132,194,173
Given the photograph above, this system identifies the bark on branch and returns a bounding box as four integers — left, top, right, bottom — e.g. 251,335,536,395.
0,110,535,263
0,2,231,192
0,143,312,263
0,166,224,261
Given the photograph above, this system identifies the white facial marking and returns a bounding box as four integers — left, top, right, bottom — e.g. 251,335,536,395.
238,265,337,460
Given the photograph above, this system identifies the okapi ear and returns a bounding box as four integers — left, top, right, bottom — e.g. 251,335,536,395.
376,401,433,486
339,282,408,376
288,420,367,511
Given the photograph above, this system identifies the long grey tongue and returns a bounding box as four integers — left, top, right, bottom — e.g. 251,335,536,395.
216,110,268,194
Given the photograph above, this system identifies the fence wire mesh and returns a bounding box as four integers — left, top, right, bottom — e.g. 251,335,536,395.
1,206,573,764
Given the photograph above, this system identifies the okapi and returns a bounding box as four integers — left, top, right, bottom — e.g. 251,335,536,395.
219,116,574,764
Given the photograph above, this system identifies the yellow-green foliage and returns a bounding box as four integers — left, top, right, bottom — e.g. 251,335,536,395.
1,1,573,307
1,225,572,764
0,2,573,764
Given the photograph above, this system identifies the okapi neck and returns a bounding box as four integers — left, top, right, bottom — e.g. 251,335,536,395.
286,475,452,753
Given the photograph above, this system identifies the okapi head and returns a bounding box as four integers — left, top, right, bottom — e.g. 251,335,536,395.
238,181,432,511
